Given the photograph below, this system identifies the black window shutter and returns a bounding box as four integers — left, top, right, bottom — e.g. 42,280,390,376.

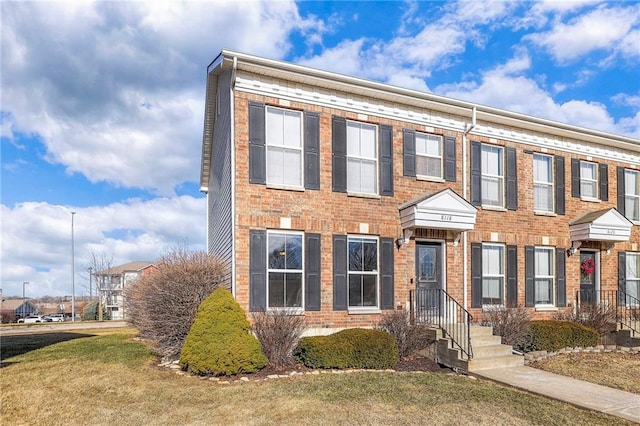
380,125,394,196
471,243,482,308
304,112,320,190
506,147,518,210
380,237,394,310
444,136,457,182
524,246,534,307
599,163,608,201
403,129,416,177
571,158,580,198
617,166,626,214
556,248,566,307
470,141,482,206
249,102,266,184
507,245,518,308
618,252,627,306
333,235,347,310
555,156,565,215
332,116,347,193
249,230,267,311
305,233,321,311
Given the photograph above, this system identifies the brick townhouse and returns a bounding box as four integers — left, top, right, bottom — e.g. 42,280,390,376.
200,50,639,336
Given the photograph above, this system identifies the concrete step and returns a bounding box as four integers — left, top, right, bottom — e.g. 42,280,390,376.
616,329,640,347
468,354,524,372
472,344,514,358
469,325,494,337
470,334,503,346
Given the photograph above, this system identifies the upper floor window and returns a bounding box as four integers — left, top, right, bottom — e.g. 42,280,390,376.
481,145,504,207
534,247,555,306
267,231,303,309
533,154,554,213
580,161,598,199
348,236,378,308
624,169,639,222
415,133,443,179
266,106,303,188
482,243,504,306
347,121,378,195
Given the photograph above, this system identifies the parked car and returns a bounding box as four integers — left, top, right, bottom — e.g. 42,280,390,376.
44,314,65,322
17,315,52,323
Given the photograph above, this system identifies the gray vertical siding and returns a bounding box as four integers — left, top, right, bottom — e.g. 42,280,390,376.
207,70,233,289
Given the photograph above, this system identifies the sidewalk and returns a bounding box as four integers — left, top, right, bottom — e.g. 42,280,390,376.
474,366,640,423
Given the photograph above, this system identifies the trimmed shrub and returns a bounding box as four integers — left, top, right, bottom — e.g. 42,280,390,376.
296,328,398,369
251,309,305,369
180,287,267,376
376,310,434,359
523,320,599,352
553,304,617,338
481,306,531,351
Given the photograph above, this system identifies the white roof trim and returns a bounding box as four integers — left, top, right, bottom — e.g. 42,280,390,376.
569,208,633,242
399,188,477,232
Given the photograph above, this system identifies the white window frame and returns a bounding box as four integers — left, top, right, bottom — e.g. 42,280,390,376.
626,252,640,307
346,121,378,195
347,235,379,310
580,160,598,200
482,243,505,307
481,144,504,208
415,133,443,180
266,230,304,311
533,154,554,214
624,169,640,223
534,247,555,307
265,106,304,189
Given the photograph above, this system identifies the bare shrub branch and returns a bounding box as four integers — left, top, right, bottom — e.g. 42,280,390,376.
251,309,305,369
125,249,226,360
553,303,617,337
376,310,434,359
481,306,532,351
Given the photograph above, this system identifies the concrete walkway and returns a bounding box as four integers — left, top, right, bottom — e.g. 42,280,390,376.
474,366,640,423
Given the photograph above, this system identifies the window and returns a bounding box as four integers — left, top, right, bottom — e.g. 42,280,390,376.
625,169,640,222
415,133,443,179
481,145,504,207
627,253,640,306
267,231,303,308
533,154,554,213
580,161,598,199
534,247,555,305
347,121,377,194
482,244,504,306
348,236,378,308
266,106,303,187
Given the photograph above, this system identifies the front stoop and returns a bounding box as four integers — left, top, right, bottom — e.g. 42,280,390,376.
433,325,524,373
616,329,640,348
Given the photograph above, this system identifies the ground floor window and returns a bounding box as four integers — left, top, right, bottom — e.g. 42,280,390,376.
627,252,640,305
534,247,555,306
267,231,303,308
482,244,504,306
348,236,378,308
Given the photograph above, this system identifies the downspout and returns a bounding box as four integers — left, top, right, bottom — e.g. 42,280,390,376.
462,106,477,310
230,56,237,298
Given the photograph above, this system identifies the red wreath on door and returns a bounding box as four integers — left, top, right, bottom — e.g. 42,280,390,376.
581,257,595,275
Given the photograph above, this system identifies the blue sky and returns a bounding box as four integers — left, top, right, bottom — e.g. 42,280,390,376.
1,0,639,298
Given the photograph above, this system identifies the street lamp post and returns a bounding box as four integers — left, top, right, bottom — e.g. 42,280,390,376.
22,281,29,319
71,211,76,322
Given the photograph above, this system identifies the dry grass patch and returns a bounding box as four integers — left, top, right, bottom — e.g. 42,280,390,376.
529,351,640,394
1,328,635,425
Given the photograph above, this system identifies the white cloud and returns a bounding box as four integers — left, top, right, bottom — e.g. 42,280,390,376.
525,4,640,63
1,196,206,298
1,0,323,195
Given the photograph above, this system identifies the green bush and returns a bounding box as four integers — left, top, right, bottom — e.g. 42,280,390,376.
81,302,109,321
179,287,267,376
523,320,599,352
296,328,398,369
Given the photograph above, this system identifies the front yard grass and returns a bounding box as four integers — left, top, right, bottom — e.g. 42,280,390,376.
528,351,640,394
0,329,635,425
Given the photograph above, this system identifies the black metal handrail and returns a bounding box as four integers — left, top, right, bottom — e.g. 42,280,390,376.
410,288,473,359
575,289,640,336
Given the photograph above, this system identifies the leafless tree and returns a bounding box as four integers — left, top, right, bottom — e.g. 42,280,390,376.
87,252,114,319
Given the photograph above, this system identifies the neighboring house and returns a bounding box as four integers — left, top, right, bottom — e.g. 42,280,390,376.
0,299,38,322
200,50,639,337
93,261,157,320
